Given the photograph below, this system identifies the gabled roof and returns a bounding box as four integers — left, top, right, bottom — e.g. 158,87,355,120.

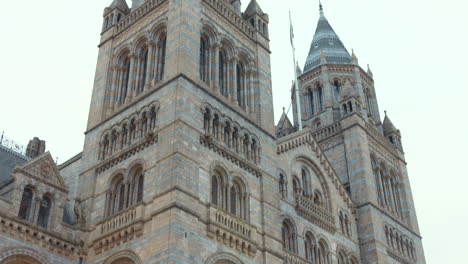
304,4,351,73
16,151,68,192
244,0,264,17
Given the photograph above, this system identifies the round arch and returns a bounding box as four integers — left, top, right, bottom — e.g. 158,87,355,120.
103,250,142,264
206,252,243,264
0,247,50,264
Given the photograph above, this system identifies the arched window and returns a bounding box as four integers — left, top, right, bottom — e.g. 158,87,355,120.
308,88,315,115
135,44,149,93
292,176,300,196
279,173,287,199
317,240,330,264
118,183,125,211
110,130,118,154
301,169,309,196
371,157,383,206
348,101,353,112
200,36,209,82
339,211,345,234
333,80,340,104
337,251,346,264
135,170,144,203
129,119,136,142
313,190,322,206
345,214,350,236
219,50,227,95
157,33,167,80
121,124,128,147
150,106,157,129
232,128,239,153
282,219,297,253
211,176,219,205
230,179,248,220
236,63,246,108
120,56,131,103
18,187,33,221
37,196,51,228
304,232,317,262
203,108,211,133
317,85,323,111
141,112,148,136
211,170,226,210
224,122,231,147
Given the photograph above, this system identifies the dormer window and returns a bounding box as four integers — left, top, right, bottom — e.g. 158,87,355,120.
329,40,334,45
314,43,319,48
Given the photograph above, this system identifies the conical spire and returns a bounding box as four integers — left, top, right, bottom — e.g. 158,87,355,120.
303,2,351,73
296,62,302,75
244,0,264,17
382,111,397,134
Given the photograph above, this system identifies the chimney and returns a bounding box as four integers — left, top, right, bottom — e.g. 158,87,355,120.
26,137,46,158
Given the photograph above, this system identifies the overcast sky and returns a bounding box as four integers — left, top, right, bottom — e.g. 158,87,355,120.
0,0,467,263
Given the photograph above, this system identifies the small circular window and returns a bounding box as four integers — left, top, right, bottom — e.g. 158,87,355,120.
329,40,334,45
314,43,319,48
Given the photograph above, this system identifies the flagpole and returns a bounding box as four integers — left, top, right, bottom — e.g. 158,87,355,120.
290,11,302,131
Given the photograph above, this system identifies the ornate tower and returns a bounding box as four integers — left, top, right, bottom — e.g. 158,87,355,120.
291,4,426,264
74,0,280,262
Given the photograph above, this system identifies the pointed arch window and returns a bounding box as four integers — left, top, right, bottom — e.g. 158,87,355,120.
37,196,51,228
304,232,317,262
301,169,309,196
18,187,33,221
365,88,373,117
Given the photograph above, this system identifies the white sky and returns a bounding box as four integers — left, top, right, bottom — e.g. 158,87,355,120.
0,0,467,262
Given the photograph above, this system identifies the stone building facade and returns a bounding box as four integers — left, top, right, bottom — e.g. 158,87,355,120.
0,0,425,263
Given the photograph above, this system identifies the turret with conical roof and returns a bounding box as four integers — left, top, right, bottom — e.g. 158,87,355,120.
382,111,403,150
303,3,351,73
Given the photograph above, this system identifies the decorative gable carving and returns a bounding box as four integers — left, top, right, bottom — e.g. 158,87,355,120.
15,152,68,191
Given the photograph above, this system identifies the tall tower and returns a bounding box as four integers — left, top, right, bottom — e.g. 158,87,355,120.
75,0,280,262
291,4,426,263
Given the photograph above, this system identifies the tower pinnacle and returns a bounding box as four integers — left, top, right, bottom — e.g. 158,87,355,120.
319,0,324,16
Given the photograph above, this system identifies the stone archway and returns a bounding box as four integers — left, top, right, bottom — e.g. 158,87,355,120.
109,257,135,264
0,247,49,264
1,254,42,264
206,252,243,264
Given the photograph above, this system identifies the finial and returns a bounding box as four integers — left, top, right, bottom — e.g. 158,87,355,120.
351,49,358,64
384,110,387,116
367,64,374,77
319,0,324,16
283,107,286,113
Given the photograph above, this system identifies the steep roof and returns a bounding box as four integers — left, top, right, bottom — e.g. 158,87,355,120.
277,110,294,132
382,111,398,134
0,145,30,188
304,3,351,73
108,0,129,12
244,0,264,17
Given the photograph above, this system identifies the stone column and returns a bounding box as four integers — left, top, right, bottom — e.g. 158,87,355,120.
231,58,239,105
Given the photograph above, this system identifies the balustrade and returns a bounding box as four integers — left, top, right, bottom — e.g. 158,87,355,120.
295,195,336,234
